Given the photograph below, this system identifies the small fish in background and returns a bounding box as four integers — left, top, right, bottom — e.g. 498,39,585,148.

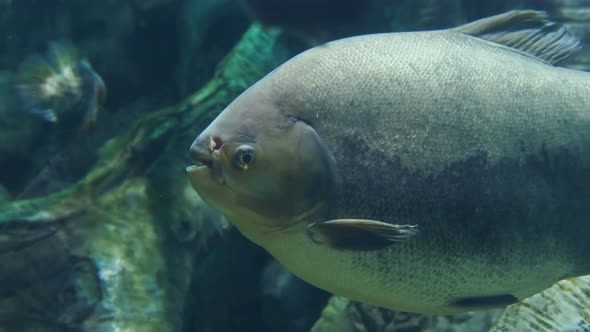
15,41,106,131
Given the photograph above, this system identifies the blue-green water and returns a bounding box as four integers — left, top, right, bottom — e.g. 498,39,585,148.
0,1,589,331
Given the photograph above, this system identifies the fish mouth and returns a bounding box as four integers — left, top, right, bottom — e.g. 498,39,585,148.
188,144,224,184
188,159,212,170
186,161,224,186
190,143,213,166
186,157,211,175
186,164,207,173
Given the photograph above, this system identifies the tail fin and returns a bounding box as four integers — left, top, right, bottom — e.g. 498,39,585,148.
490,276,590,331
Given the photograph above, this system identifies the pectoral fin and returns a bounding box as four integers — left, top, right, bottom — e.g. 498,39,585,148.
306,219,418,251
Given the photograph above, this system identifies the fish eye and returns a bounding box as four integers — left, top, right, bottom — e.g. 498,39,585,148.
241,152,253,164
234,145,255,170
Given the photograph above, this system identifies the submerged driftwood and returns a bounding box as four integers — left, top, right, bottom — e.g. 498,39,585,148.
0,24,291,331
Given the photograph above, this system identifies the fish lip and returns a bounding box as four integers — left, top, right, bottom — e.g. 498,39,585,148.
186,164,207,173
186,156,225,185
189,139,225,184
194,159,212,168
190,145,213,168
186,163,225,185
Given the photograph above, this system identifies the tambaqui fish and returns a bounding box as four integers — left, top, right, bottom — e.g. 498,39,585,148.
188,10,590,315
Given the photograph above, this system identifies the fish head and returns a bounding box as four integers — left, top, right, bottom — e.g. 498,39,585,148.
187,83,337,238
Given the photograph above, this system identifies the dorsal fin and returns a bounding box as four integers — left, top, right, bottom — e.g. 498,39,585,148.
453,10,581,65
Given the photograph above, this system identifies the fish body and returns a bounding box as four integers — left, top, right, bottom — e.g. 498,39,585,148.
188,11,590,315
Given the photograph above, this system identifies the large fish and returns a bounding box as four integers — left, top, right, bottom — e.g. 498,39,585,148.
187,10,590,315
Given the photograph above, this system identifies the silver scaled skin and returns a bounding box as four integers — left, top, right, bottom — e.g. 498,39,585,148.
188,10,590,315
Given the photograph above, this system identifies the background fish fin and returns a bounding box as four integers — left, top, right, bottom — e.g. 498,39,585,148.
31,108,58,123
489,276,590,332
15,55,56,113
306,219,418,251
46,40,82,72
453,10,581,64
16,83,45,110
80,104,98,132
17,54,55,84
